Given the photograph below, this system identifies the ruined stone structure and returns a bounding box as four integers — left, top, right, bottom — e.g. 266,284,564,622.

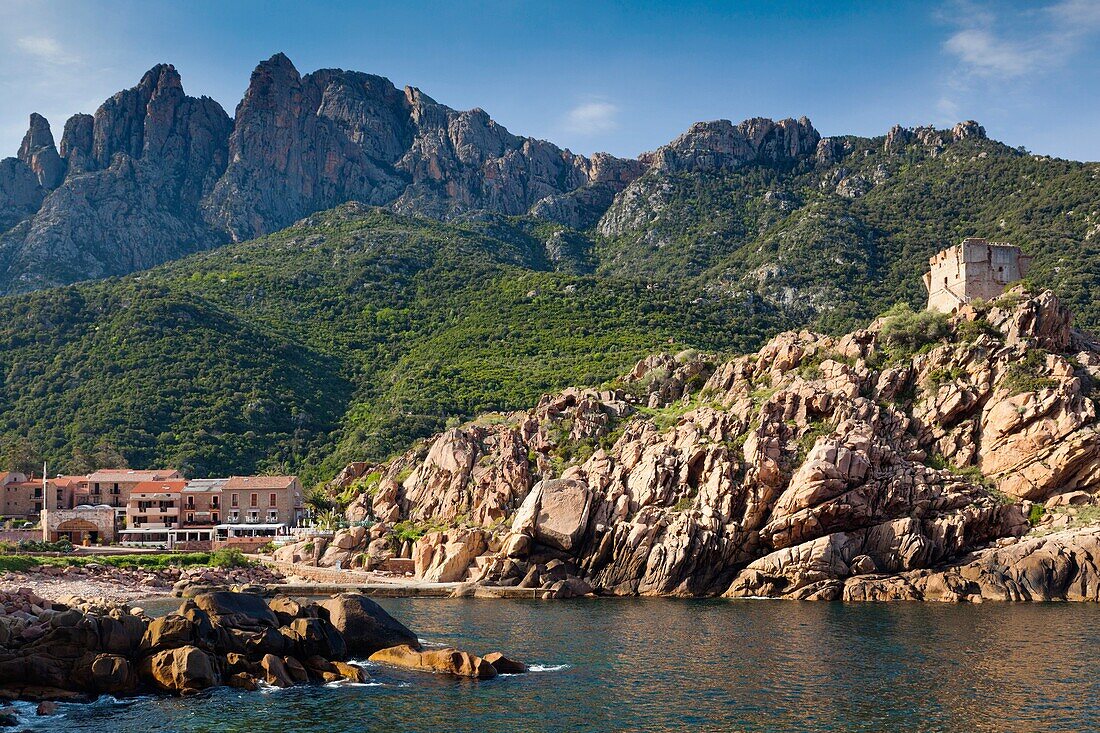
923,238,1032,312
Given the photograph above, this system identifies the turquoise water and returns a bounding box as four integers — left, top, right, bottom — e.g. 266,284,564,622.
12,598,1100,732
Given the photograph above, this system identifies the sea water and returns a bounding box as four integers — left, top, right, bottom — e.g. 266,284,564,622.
17,598,1100,732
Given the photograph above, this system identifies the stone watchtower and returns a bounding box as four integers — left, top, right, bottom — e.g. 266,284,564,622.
922,237,1032,312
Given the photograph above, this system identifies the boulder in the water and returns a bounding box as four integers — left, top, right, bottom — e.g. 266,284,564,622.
368,644,498,679
317,594,419,656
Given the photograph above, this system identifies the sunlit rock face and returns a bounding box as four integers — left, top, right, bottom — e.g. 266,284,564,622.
316,288,1100,600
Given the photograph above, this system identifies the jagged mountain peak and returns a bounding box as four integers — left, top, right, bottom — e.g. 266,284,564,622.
639,115,821,174
0,52,1088,299
16,112,63,189
137,62,183,92
0,53,640,290
18,113,56,154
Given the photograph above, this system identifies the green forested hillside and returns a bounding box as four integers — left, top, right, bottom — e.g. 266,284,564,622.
599,134,1100,333
0,206,777,480
1,128,1097,483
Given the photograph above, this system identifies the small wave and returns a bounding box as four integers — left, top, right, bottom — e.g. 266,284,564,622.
87,694,145,707
322,680,384,688
527,663,570,673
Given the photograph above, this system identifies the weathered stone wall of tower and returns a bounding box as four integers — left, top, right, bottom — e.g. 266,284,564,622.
924,238,1031,312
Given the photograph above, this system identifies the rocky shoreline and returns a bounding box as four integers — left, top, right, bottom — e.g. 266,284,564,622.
2,562,284,605
0,588,526,709
269,287,1100,602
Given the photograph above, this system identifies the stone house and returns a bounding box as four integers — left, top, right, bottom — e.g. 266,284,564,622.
923,237,1032,312
173,478,229,549
75,468,181,523
118,479,188,547
222,475,304,526
1,472,37,520
8,467,302,547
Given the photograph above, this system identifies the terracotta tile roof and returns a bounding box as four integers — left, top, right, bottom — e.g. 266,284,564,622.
223,475,298,490
130,480,188,494
86,469,180,483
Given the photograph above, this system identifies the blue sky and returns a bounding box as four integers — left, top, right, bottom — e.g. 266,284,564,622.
1,0,1099,161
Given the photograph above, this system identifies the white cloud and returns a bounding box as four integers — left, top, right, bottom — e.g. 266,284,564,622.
942,0,1100,79
935,96,960,121
936,0,1100,126
16,35,78,65
943,28,1035,77
563,100,619,135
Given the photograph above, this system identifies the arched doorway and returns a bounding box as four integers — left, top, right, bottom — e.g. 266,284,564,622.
54,518,101,545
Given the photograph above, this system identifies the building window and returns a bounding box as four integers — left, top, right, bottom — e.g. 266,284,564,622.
211,496,219,508
186,496,194,509
269,493,277,507
268,510,278,522
186,513,194,523
250,493,258,507
231,493,239,508
212,512,219,523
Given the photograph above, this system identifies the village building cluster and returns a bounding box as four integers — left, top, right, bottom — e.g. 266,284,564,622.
1,469,303,551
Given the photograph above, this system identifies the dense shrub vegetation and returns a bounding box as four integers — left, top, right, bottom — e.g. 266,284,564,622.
0,551,238,572
0,130,1097,484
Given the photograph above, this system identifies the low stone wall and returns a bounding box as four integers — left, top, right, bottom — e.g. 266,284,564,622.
0,528,39,542
213,537,271,553
263,560,377,585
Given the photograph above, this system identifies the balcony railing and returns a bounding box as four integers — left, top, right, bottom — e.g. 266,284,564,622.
131,507,180,516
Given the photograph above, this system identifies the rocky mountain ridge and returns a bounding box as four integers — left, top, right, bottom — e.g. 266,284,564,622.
0,51,1007,294
281,287,1100,600
0,53,645,293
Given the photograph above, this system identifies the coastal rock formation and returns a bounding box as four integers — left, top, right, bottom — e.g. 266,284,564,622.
139,646,218,695
316,594,419,656
368,644,498,679
0,589,523,704
413,528,488,582
322,288,1100,601
840,526,1100,602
